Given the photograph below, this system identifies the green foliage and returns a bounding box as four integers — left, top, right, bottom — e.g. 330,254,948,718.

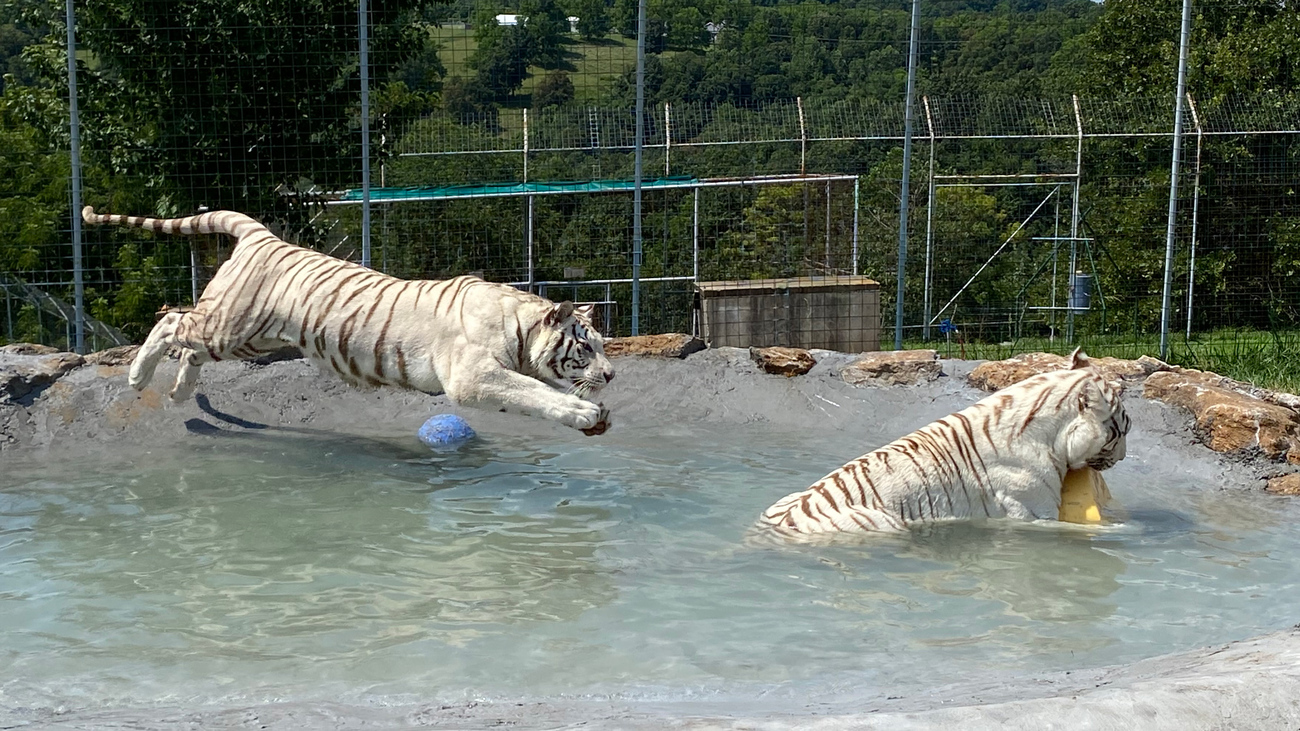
471,24,535,100
469,0,570,101
573,0,611,41
0,82,66,276
713,185,806,280
612,0,636,38
1067,0,1300,99
36,0,428,220
6,0,1300,347
533,69,574,107
519,0,569,68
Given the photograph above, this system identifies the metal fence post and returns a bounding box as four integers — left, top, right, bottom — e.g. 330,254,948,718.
852,177,860,277
896,0,921,350
631,0,647,335
65,0,85,354
692,185,700,336
1186,93,1204,340
922,96,936,341
1067,94,1084,343
359,0,372,269
1160,0,1193,359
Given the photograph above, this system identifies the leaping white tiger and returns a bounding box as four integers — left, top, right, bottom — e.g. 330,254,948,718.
83,207,615,435
752,349,1130,541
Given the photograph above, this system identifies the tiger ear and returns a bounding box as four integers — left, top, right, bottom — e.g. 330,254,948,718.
575,303,596,320
545,300,575,325
1068,347,1089,370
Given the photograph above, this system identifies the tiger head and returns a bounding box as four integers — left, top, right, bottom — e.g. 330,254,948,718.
1061,348,1131,471
533,301,615,400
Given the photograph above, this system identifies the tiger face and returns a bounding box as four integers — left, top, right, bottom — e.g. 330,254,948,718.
1063,365,1130,472
536,301,615,400
1084,386,1130,470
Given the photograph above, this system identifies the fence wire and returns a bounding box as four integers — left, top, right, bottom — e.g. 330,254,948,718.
2,3,1298,376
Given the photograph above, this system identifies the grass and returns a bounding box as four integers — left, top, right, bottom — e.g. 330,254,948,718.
906,328,1300,394
428,27,643,103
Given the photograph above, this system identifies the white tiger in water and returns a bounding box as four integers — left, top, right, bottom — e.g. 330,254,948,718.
753,349,1129,540
83,207,615,435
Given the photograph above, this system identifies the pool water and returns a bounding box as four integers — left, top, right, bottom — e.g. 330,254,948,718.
2,421,1298,712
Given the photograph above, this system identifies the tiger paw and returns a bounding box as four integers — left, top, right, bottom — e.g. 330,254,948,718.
580,404,611,436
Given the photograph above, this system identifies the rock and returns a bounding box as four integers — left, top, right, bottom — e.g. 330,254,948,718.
1144,370,1300,463
841,349,942,386
0,342,61,356
749,346,816,377
967,352,1167,391
1265,473,1300,495
0,351,85,401
967,352,1068,391
84,345,141,366
605,333,706,359
1135,355,1173,376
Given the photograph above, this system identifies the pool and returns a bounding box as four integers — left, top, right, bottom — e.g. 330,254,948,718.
3,412,1298,715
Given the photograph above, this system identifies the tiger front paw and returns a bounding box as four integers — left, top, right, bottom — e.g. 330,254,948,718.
580,403,611,436
567,400,610,435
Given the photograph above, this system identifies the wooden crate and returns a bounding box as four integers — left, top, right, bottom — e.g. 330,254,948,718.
696,276,881,353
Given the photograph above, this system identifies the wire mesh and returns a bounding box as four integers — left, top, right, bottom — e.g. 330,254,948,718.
1,1,1298,376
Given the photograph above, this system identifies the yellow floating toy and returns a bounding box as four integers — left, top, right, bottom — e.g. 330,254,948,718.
1059,467,1112,524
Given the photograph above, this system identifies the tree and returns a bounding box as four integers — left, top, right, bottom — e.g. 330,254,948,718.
40,0,428,222
574,0,611,41
442,76,492,119
613,0,636,38
520,0,569,69
471,24,534,101
393,43,447,95
1062,0,1300,99
534,70,574,107
666,6,707,51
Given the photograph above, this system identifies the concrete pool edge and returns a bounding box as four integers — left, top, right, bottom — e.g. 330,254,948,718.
3,345,1300,729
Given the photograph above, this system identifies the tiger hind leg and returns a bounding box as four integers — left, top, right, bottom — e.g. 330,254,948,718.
168,347,210,402
169,336,287,402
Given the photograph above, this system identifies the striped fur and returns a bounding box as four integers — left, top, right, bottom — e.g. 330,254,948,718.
83,207,616,434
753,349,1130,541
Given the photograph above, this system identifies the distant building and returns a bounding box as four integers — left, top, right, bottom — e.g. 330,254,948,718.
567,16,580,33
705,21,726,42
495,13,520,26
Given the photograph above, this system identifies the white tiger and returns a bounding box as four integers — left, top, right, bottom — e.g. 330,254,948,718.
82,207,615,435
753,349,1129,540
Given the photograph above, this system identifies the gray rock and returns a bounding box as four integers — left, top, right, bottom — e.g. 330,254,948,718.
0,351,85,401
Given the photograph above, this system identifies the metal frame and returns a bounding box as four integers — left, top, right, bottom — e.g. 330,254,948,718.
329,174,861,315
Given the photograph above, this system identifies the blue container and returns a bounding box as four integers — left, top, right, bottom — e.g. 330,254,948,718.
418,414,477,449
1069,273,1094,312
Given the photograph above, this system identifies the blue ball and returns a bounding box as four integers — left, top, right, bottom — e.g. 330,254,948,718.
418,414,477,449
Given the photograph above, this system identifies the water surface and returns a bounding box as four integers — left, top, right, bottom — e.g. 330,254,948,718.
2,422,1297,711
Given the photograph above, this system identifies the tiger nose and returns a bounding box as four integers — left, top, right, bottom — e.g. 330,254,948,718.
603,370,615,383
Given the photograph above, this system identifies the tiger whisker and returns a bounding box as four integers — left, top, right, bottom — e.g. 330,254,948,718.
567,377,603,400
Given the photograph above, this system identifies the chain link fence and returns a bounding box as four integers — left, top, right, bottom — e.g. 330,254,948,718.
3,5,1298,383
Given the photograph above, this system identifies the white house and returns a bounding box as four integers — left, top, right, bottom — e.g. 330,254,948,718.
495,13,520,26
567,16,580,33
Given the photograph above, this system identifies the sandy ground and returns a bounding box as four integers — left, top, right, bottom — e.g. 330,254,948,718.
2,348,1298,729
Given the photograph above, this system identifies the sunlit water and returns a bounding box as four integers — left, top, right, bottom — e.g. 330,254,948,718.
3,421,1300,712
